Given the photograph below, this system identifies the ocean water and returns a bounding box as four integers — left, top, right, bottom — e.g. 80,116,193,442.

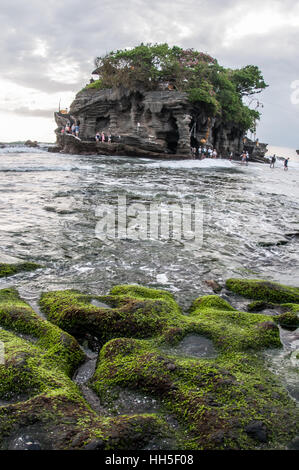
0,144,298,307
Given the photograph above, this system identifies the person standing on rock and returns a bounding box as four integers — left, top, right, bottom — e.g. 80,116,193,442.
212,149,217,158
95,132,100,142
101,132,105,143
75,123,80,137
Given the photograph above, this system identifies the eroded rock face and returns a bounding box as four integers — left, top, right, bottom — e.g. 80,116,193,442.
54,87,247,158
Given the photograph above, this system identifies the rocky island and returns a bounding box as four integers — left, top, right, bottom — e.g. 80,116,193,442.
52,44,268,161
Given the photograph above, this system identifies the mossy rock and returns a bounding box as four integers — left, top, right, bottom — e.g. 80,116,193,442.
226,279,299,304
187,295,281,352
0,289,177,450
0,262,42,278
0,288,84,375
274,311,299,328
91,337,299,450
1,283,298,450
39,286,183,344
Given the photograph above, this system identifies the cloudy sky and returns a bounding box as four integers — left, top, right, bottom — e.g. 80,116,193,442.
1,0,299,154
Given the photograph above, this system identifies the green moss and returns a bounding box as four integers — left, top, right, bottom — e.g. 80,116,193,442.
274,311,299,328
0,262,42,278
1,281,298,450
187,295,281,352
39,286,183,344
0,304,176,450
190,295,236,314
226,279,299,304
91,337,298,450
0,288,84,376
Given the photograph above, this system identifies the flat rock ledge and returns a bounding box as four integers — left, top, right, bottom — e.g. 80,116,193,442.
48,134,192,160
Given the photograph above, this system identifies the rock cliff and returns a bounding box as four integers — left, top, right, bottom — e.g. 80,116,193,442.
53,86,253,159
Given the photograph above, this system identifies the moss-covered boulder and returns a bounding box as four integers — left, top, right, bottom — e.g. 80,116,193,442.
0,288,84,375
1,282,298,450
90,337,298,450
226,279,299,304
39,286,182,345
187,295,281,352
274,311,299,328
0,289,176,450
0,262,42,278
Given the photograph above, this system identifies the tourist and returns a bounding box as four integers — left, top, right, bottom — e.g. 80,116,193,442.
212,149,217,158
75,123,80,137
71,123,76,135
284,158,290,171
208,147,213,158
241,152,246,164
202,147,207,159
270,155,276,168
245,152,250,166
101,132,105,142
229,151,233,161
95,132,100,142
108,133,112,143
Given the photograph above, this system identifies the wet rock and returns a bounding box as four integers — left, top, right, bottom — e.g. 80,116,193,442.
83,439,105,450
245,421,268,443
205,280,223,293
25,140,39,148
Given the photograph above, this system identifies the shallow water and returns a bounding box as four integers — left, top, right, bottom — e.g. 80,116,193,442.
1,146,298,309
160,334,218,359
0,145,299,414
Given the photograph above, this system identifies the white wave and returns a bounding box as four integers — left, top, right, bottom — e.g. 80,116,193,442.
145,158,235,170
0,145,47,154
0,165,92,172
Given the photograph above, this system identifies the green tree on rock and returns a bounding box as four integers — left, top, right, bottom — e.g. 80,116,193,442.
89,43,268,132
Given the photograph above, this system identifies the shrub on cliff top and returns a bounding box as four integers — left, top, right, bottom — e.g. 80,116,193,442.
91,43,267,131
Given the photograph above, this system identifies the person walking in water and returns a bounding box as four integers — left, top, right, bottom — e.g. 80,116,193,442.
284,158,290,171
270,154,276,168
245,151,249,166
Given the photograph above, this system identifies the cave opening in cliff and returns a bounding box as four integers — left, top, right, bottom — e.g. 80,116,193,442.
95,116,110,134
189,118,199,151
165,115,179,153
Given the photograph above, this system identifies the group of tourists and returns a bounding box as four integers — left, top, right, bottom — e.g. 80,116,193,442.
95,132,112,143
191,146,219,159
269,154,290,170
61,121,80,137
241,151,250,166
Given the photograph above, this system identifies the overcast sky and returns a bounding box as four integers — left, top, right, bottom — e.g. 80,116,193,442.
1,0,299,154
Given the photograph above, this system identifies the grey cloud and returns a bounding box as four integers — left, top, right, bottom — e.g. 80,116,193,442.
4,107,57,118
1,0,299,146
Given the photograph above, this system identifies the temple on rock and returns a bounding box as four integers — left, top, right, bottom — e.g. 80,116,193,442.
53,44,268,161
